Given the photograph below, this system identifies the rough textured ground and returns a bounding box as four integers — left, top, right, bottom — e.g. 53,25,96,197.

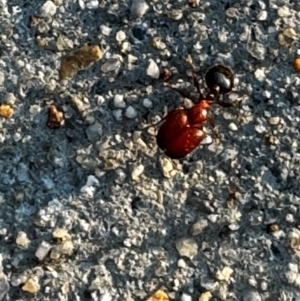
1,0,300,300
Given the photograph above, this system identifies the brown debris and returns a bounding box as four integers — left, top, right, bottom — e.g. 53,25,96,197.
160,68,173,82
59,44,103,80
188,0,198,8
47,105,64,129
0,104,13,118
22,278,41,294
28,15,38,28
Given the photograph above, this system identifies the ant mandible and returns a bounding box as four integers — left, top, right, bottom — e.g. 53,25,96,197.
156,56,235,159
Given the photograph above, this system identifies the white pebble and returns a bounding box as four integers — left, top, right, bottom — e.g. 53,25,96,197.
35,241,52,261
286,213,294,223
177,259,186,269
261,281,268,291
100,292,112,301
255,124,267,134
86,175,99,187
116,31,126,43
130,0,149,18
100,25,112,36
13,133,22,142
181,293,192,301
263,90,271,98
143,98,153,108
78,0,85,9
113,94,126,108
200,136,213,145
39,0,57,17
86,0,99,9
257,10,267,21
80,185,96,197
0,72,4,85
125,106,137,118
131,164,144,180
147,59,160,79
254,68,266,81
16,231,30,247
278,6,291,17
228,122,238,131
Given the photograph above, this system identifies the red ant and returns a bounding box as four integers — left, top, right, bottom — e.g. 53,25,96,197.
156,56,236,159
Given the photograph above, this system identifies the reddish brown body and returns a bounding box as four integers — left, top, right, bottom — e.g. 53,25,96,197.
156,57,235,159
156,101,212,159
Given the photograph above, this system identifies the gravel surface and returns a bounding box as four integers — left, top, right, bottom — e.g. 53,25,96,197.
1,0,300,300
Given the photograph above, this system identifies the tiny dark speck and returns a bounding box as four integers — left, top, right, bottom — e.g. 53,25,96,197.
131,197,141,210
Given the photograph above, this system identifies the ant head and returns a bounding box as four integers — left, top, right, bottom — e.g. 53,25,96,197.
205,65,234,96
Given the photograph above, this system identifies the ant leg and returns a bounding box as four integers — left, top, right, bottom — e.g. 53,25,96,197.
217,95,245,107
207,116,220,145
163,82,191,100
143,107,185,130
186,55,204,99
216,101,233,108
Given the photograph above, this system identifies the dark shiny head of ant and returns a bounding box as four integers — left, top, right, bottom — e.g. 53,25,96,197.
205,65,234,98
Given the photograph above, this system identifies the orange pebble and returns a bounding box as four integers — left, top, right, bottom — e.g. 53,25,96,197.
293,58,300,72
0,104,13,118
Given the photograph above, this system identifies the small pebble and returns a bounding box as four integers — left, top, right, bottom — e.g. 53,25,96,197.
86,175,99,187
125,106,137,118
35,241,52,261
16,231,30,248
216,266,233,282
160,157,174,178
293,58,300,72
190,219,208,236
113,94,126,108
257,10,267,21
131,164,144,181
254,68,266,81
269,116,280,125
100,25,111,36
199,292,212,301
177,259,186,269
147,290,169,301
0,105,13,118
168,9,183,20
247,41,266,60
261,281,267,291
278,28,297,47
22,278,40,294
0,72,4,85
255,124,267,134
39,0,57,17
113,109,123,121
116,31,126,43
277,6,291,17
86,0,99,9
228,122,238,131
181,293,192,301
100,292,112,301
147,59,160,79
176,237,198,259
243,291,261,301
130,0,149,18
142,98,153,108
